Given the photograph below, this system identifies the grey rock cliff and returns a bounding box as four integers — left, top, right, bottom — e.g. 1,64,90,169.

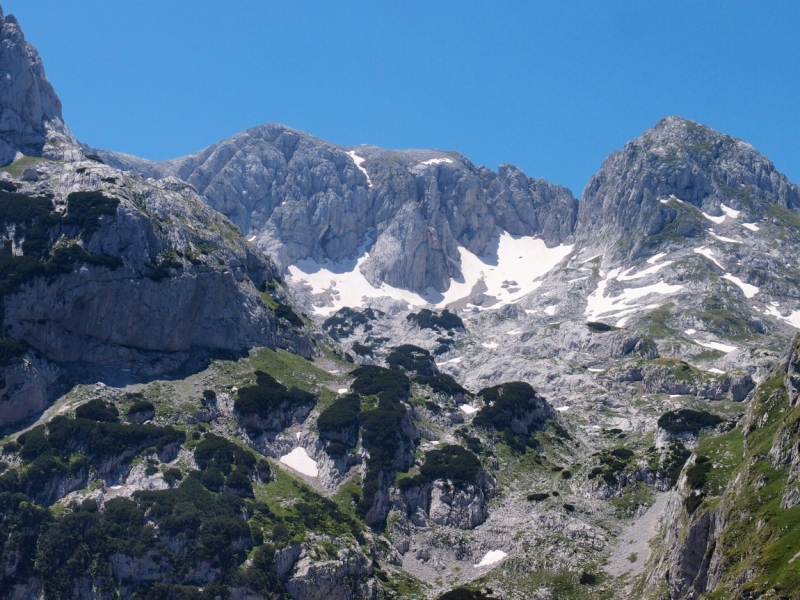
575,116,800,260
0,6,79,164
92,124,578,293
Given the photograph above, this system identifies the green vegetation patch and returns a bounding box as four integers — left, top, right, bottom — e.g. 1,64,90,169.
322,306,384,340
386,344,435,376
658,408,723,434
234,370,316,425
399,444,481,490
407,308,464,331
317,393,361,456
474,381,549,453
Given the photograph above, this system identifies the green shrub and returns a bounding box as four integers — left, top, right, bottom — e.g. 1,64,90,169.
685,456,712,489
658,409,723,434
415,373,466,397
351,342,374,357
407,308,464,331
0,338,27,367
62,191,119,242
438,588,499,600
234,370,316,422
322,307,383,340
350,365,410,402
275,302,303,327
527,492,549,502
419,445,481,485
386,344,435,376
75,399,119,423
317,393,361,451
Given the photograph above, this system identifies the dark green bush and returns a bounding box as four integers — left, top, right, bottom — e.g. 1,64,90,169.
163,467,183,487
685,457,712,489
322,307,383,340
407,308,464,331
234,370,316,421
586,321,614,333
0,338,27,366
275,302,303,327
563,503,575,512
527,492,549,502
317,393,361,451
658,409,723,434
386,344,435,376
62,191,119,242
351,342,374,357
75,399,119,422
420,445,481,485
126,399,155,417
350,365,410,402
438,588,498,600
415,373,466,397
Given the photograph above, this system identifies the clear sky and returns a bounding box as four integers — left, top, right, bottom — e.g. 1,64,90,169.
6,1,799,197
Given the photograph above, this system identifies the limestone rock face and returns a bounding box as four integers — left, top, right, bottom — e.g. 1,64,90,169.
93,124,578,293
0,7,79,164
575,116,800,259
0,352,60,427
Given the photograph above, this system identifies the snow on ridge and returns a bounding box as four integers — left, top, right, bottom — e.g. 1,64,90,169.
617,261,672,281
694,247,724,270
347,151,373,188
723,274,759,298
421,158,454,165
280,448,318,477
742,223,760,232
647,252,667,264
287,231,572,315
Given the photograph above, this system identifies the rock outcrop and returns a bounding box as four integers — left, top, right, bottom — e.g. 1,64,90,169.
0,6,80,165
92,124,578,293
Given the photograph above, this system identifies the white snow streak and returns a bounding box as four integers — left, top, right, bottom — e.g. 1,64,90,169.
617,261,672,281
709,230,742,244
421,158,454,165
544,306,557,316
585,268,683,323
707,368,725,375
694,340,738,353
721,204,741,219
647,252,667,264
436,357,463,366
702,212,727,225
347,151,373,188
742,223,760,232
764,305,800,329
694,247,724,269
459,404,478,415
481,342,499,349
723,274,759,298
684,329,697,335
337,388,349,394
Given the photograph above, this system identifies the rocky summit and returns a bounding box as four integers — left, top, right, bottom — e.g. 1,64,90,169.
2,6,800,600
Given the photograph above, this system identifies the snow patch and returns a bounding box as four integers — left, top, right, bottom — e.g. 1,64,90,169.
436,357,463,366
347,151,372,187
721,204,740,219
421,158,454,166
588,368,604,372
544,305,557,316
694,340,738,353
764,305,800,329
618,261,672,281
694,247,724,269
555,406,570,412
280,448,318,477
723,274,759,298
707,368,725,375
647,252,667,264
742,223,760,232
709,230,742,244
482,342,499,349
288,231,572,315
459,404,478,415
506,329,523,335
474,550,507,567
702,212,726,225
585,267,683,322
337,388,349,394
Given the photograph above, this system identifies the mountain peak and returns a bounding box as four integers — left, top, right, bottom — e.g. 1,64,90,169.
0,7,79,164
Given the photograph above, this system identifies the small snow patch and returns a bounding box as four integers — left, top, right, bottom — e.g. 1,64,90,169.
337,388,349,394
709,230,742,244
544,305,557,316
524,309,538,315
421,158,454,166
459,404,478,415
507,329,523,335
588,368,603,373
474,550,507,567
764,306,800,329
723,274,759,298
280,448,318,477
555,406,570,412
721,204,740,219
694,247,724,270
347,151,373,187
742,223,760,232
702,212,726,225
694,340,738,353
707,368,725,375
436,357,463,366
684,329,697,335
482,342,499,349
647,252,667,264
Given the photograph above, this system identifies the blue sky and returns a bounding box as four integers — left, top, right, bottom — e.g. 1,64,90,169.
7,1,800,196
